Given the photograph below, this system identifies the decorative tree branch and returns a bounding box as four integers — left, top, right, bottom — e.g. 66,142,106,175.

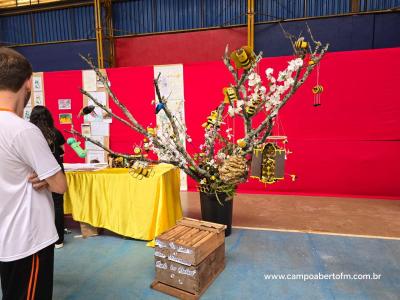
153,74,209,178
79,54,146,134
207,103,226,159
66,128,202,181
73,28,329,194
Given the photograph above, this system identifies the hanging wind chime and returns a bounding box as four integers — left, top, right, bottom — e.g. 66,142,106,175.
311,60,323,107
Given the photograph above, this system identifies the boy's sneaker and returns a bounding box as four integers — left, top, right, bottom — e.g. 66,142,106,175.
55,243,64,249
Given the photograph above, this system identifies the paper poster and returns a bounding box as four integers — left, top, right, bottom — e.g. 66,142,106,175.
91,122,109,136
23,107,32,121
81,124,91,137
84,92,107,122
82,70,97,92
84,107,103,122
58,99,71,110
154,65,187,190
88,92,107,106
32,76,43,92
87,150,106,163
85,136,104,151
154,64,184,100
33,93,44,106
103,110,112,123
59,113,72,124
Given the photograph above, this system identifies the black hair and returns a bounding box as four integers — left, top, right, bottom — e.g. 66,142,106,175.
30,105,56,146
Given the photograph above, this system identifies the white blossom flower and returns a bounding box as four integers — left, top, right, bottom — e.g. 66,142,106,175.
207,159,215,166
259,86,267,93
228,105,235,117
200,178,206,185
277,71,286,82
248,73,261,87
217,152,226,160
265,68,274,77
294,58,303,67
237,100,245,107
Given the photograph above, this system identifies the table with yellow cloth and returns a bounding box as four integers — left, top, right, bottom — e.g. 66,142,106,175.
64,164,183,246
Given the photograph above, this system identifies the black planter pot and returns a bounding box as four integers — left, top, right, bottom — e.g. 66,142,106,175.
199,192,233,237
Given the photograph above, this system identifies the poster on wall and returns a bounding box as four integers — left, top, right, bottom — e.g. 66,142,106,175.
85,136,104,151
84,92,107,122
23,107,32,121
32,76,43,92
87,150,106,163
59,113,72,124
154,64,187,190
34,93,44,106
58,99,72,110
81,124,91,137
82,70,97,92
90,122,109,136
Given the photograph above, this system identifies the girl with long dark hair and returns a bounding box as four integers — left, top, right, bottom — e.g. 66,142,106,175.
30,105,66,248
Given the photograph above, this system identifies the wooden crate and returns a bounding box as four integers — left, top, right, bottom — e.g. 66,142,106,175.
155,218,226,266
79,222,98,238
153,244,225,298
152,218,226,299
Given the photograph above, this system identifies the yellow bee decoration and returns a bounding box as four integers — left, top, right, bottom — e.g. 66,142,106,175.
147,127,156,137
129,161,154,180
295,38,308,49
223,87,238,104
202,110,221,129
133,146,142,157
245,103,256,117
312,85,324,94
230,46,256,70
237,138,247,148
143,138,150,151
308,60,315,66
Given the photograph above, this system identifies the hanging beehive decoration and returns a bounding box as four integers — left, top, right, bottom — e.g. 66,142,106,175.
218,155,248,185
230,46,256,70
250,142,286,184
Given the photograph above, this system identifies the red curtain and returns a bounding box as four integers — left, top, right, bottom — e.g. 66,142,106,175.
184,48,400,198
44,47,400,198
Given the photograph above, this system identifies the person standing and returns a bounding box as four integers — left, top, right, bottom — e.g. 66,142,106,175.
0,47,67,300
30,105,66,249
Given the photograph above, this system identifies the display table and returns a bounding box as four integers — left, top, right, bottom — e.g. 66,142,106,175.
64,164,182,246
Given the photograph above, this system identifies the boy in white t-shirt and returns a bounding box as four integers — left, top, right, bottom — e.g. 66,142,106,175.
0,47,67,300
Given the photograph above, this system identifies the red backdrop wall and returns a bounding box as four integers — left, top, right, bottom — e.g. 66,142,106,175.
44,47,400,199
115,27,247,67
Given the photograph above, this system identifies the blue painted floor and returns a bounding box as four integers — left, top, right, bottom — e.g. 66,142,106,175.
2,229,400,299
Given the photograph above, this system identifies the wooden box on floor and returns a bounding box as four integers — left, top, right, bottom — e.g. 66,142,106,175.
151,217,226,299
79,222,98,238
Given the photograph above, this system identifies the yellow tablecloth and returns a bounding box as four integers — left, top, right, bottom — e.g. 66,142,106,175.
64,164,182,246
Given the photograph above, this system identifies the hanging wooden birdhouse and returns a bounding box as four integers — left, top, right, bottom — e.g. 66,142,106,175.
250,142,286,184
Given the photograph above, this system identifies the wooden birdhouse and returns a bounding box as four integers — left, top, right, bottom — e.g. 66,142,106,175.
250,142,286,184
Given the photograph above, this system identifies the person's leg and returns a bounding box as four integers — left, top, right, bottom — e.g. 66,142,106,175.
33,244,54,300
0,253,37,300
52,192,64,245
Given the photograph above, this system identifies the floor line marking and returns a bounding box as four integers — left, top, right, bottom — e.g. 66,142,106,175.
232,226,400,240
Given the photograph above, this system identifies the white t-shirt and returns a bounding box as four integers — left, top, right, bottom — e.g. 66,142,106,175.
0,111,60,262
